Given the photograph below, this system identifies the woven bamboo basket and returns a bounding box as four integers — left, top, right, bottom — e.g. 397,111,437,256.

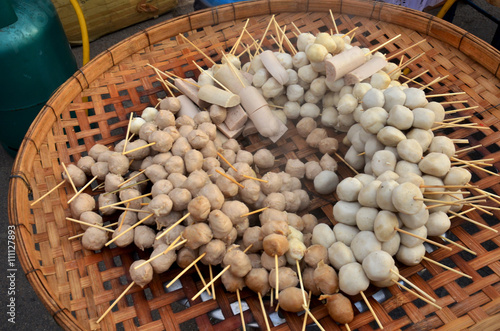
9,0,500,330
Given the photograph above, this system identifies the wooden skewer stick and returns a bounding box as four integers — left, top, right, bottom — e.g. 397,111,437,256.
117,202,131,232
118,169,146,188
420,75,449,90
221,52,246,87
192,264,231,301
68,175,98,204
156,77,181,95
236,288,247,331
270,285,274,307
443,115,473,123
258,292,271,331
423,191,470,195
426,91,466,98
122,112,134,154
156,213,192,240
147,64,176,97
275,302,280,312
440,236,476,255
92,181,105,191
255,15,275,57
345,323,352,331
192,61,232,93
401,70,430,88
66,217,115,233
194,263,212,297
455,144,482,155
439,100,469,105
208,264,216,300
217,151,238,171
296,259,307,307
329,9,339,34
421,184,476,189
100,193,152,210
111,206,149,213
105,213,154,246
178,33,216,65
122,142,156,155
448,210,498,233
134,235,184,269
388,53,423,75
414,197,461,205
275,254,280,300
291,21,301,34
270,34,282,53
387,39,427,60
434,122,490,130
340,26,359,39
421,256,472,279
230,19,250,55
360,291,384,329
395,228,452,251
96,281,135,323
465,203,493,215
301,291,312,331
366,34,401,55
391,279,441,309
242,174,268,183
390,269,436,302
68,222,117,240
106,179,151,196
302,305,326,331
240,206,268,218
444,105,479,114
167,252,208,290
62,163,78,194
215,169,245,188
30,179,67,207
335,152,359,175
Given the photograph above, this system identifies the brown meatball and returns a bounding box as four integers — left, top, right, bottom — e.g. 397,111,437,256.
79,211,103,231
82,227,108,250
304,244,328,268
303,267,321,296
134,225,155,251
242,226,264,253
223,247,252,277
70,193,96,219
263,234,289,256
112,224,134,247
261,252,286,270
183,223,213,249
324,293,354,324
130,260,153,288
262,220,289,236
208,210,233,239
199,239,226,265
148,194,173,217
64,164,87,187
168,188,192,211
313,260,339,295
269,267,299,290
245,268,271,295
279,287,309,312
221,270,245,293
199,183,225,210
177,247,198,269
187,196,212,222
149,244,177,274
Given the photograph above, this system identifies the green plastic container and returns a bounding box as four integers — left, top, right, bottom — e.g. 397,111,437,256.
0,0,77,156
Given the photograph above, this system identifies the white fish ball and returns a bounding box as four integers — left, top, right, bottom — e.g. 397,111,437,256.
392,182,424,215
333,223,359,246
397,139,423,163
356,207,378,231
312,223,336,248
358,180,382,208
337,177,363,202
387,104,413,130
286,84,304,102
407,128,434,152
142,107,158,122
362,88,385,110
297,33,315,52
292,51,309,68
376,180,399,212
399,204,429,229
404,87,428,109
130,117,146,134
321,107,338,127
353,82,372,101
362,251,395,281
326,78,345,92
333,201,362,226
339,262,370,295
360,107,388,134
383,86,407,112
284,101,301,119
428,136,455,157
426,211,451,236
419,152,451,177
381,232,401,256
373,210,398,242
370,71,391,90
377,126,406,147
396,244,425,266
412,107,436,130
337,94,358,115
297,64,319,83
253,68,270,88
314,170,339,195
371,150,397,176
328,242,356,270
399,225,427,247
351,231,382,263
444,167,471,188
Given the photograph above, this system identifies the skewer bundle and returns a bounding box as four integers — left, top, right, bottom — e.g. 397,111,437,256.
16,3,500,331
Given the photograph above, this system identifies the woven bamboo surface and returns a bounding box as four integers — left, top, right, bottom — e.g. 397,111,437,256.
9,0,500,330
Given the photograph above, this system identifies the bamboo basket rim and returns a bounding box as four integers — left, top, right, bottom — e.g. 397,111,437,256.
8,0,500,330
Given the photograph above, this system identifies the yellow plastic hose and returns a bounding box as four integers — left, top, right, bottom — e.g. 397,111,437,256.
69,0,90,65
